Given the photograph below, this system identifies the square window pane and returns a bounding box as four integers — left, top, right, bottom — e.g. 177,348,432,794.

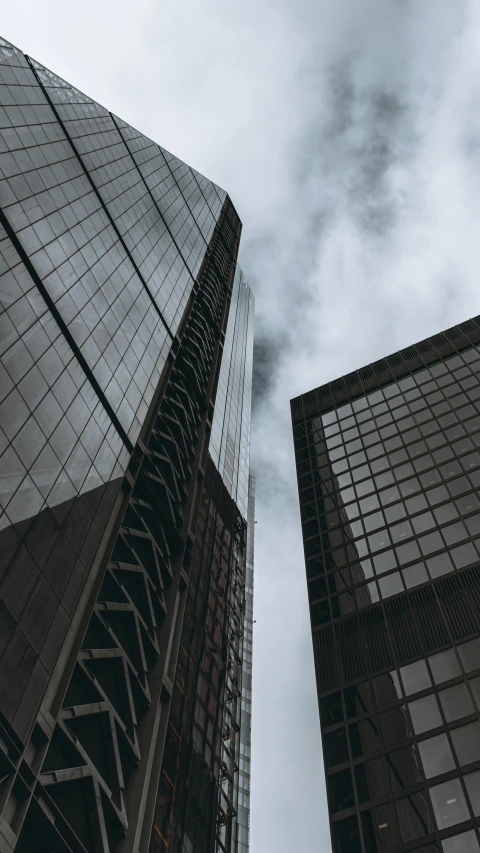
331,815,362,853
379,706,413,747
350,718,382,758
400,660,432,696
419,531,444,556
427,552,454,578
409,695,442,734
403,562,429,588
429,649,462,684
419,733,455,778
395,791,435,842
451,542,477,569
373,550,398,575
458,638,480,674
361,802,399,851
429,777,469,828
387,744,423,791
396,540,421,565
442,829,480,853
451,722,480,767
355,757,389,803
465,769,480,817
439,683,475,723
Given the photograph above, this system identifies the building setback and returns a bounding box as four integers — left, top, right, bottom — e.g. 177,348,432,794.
0,36,254,853
291,317,480,853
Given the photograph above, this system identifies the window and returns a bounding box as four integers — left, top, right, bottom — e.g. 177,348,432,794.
373,550,398,575
451,722,480,767
457,638,480,674
379,572,404,598
429,777,469,829
321,692,343,727
395,791,435,842
403,562,429,588
350,718,381,758
409,694,442,734
360,494,380,514
345,682,372,718
384,502,407,523
387,744,423,791
469,676,480,710
464,770,480,817
427,552,454,578
427,485,450,506
390,519,413,543
451,541,477,568
324,728,349,767
439,683,475,723
355,757,389,803
434,503,459,525
419,733,455,778
331,815,362,853
442,521,468,546
364,511,385,532
405,493,428,514
379,706,413,747
400,660,432,695
396,540,421,564
412,511,436,534
442,829,480,853
418,530,444,555
328,768,355,812
361,802,399,850
457,492,480,514
372,671,402,705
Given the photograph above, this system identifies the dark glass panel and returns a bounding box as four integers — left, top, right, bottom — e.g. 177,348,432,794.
331,815,362,853
320,692,343,727
328,768,355,813
378,706,413,748
361,802,399,851
355,756,389,803
350,717,382,759
395,791,435,842
324,728,349,768
387,744,423,791
345,681,373,718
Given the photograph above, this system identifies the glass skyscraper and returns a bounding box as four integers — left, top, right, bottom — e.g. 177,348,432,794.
292,317,480,853
0,36,254,853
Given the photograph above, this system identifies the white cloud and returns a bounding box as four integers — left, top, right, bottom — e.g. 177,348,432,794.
5,2,480,851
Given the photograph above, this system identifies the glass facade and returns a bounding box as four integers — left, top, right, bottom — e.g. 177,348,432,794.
292,316,480,853
210,267,254,520
236,475,255,853
0,35,254,853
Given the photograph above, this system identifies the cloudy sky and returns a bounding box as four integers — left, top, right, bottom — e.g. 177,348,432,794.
5,1,480,850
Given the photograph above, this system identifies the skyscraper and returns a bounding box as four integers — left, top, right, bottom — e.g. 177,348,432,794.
292,317,480,853
0,36,254,853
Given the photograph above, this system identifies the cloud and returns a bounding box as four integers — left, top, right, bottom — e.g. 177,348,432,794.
4,2,480,852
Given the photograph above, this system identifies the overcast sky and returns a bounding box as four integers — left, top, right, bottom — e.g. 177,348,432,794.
5,2,480,851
